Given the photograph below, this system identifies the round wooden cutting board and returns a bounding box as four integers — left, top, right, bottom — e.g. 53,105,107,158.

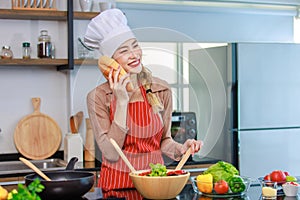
14,97,62,160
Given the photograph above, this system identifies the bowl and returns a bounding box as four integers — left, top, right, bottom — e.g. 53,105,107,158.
129,170,190,199
191,176,251,197
282,182,299,197
258,178,289,196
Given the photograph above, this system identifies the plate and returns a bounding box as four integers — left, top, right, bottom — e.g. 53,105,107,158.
42,0,47,8
49,0,53,8
36,0,41,7
30,0,34,7
23,0,28,7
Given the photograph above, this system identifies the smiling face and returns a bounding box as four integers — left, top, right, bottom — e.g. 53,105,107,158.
112,38,143,74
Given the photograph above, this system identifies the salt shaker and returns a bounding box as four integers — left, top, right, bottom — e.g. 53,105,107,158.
22,42,31,59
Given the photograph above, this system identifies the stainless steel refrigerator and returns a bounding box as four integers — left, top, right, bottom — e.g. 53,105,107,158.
189,43,300,180
235,43,300,179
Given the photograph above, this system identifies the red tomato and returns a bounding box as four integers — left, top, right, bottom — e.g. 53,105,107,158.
214,180,229,194
264,174,271,181
270,170,286,183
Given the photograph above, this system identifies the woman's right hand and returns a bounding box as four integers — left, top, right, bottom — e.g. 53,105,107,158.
108,66,130,104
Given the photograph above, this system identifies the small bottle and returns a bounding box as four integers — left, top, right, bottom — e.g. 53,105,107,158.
0,46,13,59
22,42,31,59
37,30,52,58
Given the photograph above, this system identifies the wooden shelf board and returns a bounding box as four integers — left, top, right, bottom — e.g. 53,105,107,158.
74,12,99,20
74,59,97,65
0,59,67,66
0,59,97,66
0,9,66,20
0,9,99,20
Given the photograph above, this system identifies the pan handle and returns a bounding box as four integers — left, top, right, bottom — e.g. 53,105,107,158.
65,157,79,170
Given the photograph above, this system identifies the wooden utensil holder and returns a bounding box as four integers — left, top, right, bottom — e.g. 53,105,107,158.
12,0,56,10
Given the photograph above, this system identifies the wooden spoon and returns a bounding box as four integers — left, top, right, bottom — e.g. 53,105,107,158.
175,147,192,170
110,138,137,174
70,111,83,133
19,157,52,181
74,111,83,131
70,116,77,133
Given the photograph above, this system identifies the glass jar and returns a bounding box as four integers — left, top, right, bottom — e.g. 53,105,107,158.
37,30,52,58
1,46,13,59
22,42,31,59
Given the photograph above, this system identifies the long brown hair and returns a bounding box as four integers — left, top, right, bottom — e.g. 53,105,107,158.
137,66,164,113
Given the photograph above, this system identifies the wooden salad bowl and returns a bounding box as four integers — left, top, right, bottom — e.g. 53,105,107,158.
129,170,190,199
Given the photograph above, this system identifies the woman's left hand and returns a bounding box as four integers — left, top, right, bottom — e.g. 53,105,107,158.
181,139,203,155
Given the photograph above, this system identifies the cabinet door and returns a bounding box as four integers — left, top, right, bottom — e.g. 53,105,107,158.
237,43,300,129
189,45,231,161
239,129,300,178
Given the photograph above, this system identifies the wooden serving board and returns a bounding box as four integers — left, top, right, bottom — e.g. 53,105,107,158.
14,97,62,160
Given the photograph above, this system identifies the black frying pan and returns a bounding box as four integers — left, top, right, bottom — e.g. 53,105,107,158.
24,157,95,200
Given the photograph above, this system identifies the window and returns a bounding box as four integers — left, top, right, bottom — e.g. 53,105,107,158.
140,42,227,112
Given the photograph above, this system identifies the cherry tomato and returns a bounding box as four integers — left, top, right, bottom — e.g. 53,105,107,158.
290,182,299,186
167,170,187,176
214,180,229,194
284,171,290,176
138,170,151,176
270,170,286,183
264,174,271,181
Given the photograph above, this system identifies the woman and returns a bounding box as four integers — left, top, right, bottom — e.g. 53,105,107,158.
84,8,203,198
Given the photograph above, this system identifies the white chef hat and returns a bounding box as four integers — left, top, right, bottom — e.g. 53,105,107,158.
84,8,136,57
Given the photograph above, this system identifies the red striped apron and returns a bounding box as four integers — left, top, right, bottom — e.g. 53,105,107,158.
99,86,164,198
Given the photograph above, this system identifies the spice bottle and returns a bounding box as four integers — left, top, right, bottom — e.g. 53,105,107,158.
0,46,13,59
22,42,31,59
37,30,52,58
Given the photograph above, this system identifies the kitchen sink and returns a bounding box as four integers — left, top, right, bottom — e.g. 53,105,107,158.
0,158,67,176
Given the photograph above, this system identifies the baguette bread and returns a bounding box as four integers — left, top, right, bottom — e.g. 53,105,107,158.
98,56,134,92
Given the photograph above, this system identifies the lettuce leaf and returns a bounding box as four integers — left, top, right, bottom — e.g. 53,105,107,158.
148,163,167,176
202,161,239,182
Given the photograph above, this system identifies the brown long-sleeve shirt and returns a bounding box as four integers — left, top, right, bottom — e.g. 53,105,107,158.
87,76,183,163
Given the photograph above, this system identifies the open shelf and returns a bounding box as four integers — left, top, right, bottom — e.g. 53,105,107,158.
0,3,99,70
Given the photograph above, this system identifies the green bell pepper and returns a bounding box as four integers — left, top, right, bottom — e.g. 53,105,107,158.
228,175,246,193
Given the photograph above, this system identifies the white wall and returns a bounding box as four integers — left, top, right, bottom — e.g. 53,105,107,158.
119,2,295,43
0,67,68,153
